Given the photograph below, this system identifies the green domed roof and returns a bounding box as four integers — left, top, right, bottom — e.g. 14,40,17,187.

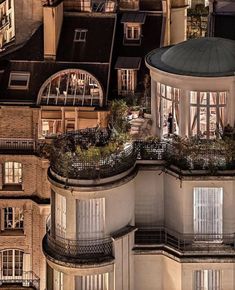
146,37,235,77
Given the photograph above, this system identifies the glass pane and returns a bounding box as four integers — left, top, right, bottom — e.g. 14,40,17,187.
200,92,207,105
209,107,216,138
199,107,207,137
209,92,217,106
190,91,197,104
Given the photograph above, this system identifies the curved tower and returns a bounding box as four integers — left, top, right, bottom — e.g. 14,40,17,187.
43,130,136,290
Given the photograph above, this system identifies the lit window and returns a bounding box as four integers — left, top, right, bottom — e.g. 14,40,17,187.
8,72,30,90
4,207,24,230
118,69,136,95
190,91,227,138
4,162,22,184
2,250,23,279
194,269,221,290
74,29,87,42
125,23,140,40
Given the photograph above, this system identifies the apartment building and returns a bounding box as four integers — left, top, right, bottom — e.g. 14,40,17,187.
0,0,15,50
5,0,235,290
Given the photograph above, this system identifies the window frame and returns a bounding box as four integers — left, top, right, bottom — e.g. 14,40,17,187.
3,162,22,185
2,249,24,279
74,29,88,42
194,269,221,290
8,72,30,90
3,207,24,230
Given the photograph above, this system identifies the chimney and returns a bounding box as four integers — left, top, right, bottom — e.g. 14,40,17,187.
43,0,63,60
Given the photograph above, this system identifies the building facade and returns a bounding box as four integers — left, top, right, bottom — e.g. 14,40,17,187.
0,0,15,50
2,0,235,290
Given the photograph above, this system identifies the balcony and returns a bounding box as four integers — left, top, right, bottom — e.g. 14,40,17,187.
0,271,40,290
135,227,235,256
49,129,137,184
0,138,35,153
135,138,235,174
43,231,113,265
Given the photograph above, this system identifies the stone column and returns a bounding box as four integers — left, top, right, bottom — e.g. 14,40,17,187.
61,108,65,133
179,89,190,137
151,78,158,136
227,80,235,127
66,195,76,240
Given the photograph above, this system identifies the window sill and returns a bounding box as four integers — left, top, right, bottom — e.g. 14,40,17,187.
0,229,25,236
1,184,23,191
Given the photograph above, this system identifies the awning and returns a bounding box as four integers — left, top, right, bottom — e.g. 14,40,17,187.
115,57,141,70
121,13,146,24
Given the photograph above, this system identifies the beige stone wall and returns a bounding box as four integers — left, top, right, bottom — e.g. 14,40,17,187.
135,254,235,290
135,169,164,226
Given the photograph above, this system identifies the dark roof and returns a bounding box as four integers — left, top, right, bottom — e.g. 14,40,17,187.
0,61,109,104
56,14,115,63
109,13,162,95
121,13,146,23
214,15,235,41
115,56,141,69
146,37,235,77
0,25,44,61
139,0,162,11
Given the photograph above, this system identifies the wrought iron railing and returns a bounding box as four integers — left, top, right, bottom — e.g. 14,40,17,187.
0,138,35,151
45,218,113,260
46,232,113,259
135,227,235,253
135,140,235,171
0,270,40,289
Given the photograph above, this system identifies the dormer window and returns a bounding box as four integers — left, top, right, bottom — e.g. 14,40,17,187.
121,13,146,46
8,72,30,90
74,29,88,42
125,23,140,40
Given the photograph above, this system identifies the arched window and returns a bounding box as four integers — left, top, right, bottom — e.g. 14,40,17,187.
190,91,227,138
37,69,103,107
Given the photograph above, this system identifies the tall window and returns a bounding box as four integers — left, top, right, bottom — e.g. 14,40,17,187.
4,207,24,230
118,69,136,95
54,270,63,290
194,187,223,242
157,83,180,136
77,198,105,239
194,270,221,290
190,91,226,139
2,250,23,279
55,193,66,237
75,273,109,290
4,162,22,184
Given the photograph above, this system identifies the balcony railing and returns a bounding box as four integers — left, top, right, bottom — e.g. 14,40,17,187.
134,139,235,171
135,227,235,254
0,138,35,152
44,220,113,262
0,271,40,289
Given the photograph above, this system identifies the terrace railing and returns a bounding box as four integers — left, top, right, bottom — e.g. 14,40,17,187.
135,227,235,253
0,270,40,289
0,138,35,152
